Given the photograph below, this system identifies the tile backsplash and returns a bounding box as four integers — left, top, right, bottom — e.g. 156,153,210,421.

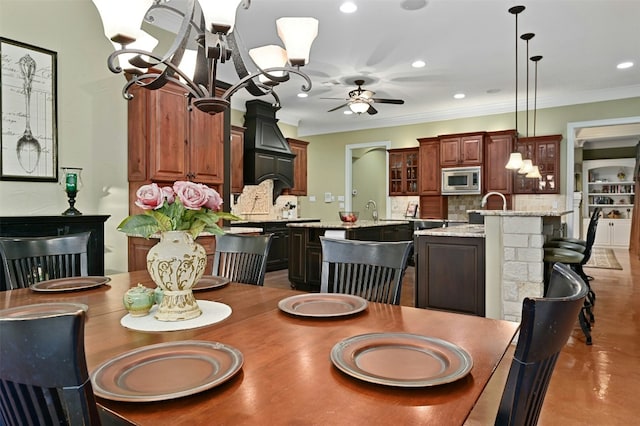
230,180,298,220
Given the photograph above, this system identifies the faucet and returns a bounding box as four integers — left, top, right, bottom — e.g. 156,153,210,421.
481,192,507,211
365,200,379,222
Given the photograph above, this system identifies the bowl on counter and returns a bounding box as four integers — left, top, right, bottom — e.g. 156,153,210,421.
338,211,359,223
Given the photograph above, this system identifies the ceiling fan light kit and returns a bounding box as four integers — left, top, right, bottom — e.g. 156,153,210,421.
324,79,405,115
91,0,319,114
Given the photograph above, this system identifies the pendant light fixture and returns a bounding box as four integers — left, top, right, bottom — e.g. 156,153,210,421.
525,54,543,179
505,5,525,171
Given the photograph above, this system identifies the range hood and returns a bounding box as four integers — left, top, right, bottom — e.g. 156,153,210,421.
243,100,295,202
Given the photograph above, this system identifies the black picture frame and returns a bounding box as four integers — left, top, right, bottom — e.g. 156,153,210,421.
1,37,58,182
405,202,418,218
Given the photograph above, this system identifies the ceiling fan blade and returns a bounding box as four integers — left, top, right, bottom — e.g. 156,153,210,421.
367,105,378,115
372,98,405,105
328,103,349,112
321,97,349,100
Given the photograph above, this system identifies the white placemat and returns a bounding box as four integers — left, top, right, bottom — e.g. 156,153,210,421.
120,300,232,332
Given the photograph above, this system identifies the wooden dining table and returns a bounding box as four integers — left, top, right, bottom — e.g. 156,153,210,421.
0,271,519,425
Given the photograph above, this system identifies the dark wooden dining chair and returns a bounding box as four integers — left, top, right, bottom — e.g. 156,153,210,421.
212,233,274,286
0,232,91,290
495,262,589,426
0,306,96,425
319,237,413,305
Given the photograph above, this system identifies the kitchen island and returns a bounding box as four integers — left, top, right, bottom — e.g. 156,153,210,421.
467,209,571,321
287,220,412,291
414,224,486,316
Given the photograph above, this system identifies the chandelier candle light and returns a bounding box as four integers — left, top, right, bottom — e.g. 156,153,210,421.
91,0,319,114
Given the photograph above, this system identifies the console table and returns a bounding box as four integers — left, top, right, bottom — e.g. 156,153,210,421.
0,215,109,290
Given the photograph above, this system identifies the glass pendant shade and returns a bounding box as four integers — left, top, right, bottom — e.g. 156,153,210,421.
276,17,319,66
526,165,542,179
505,152,523,170
349,100,370,114
111,31,158,73
249,45,288,84
198,0,243,34
92,0,153,43
518,159,534,174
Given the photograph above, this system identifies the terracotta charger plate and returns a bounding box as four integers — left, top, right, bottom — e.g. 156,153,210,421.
278,293,368,318
193,275,230,291
91,340,243,402
0,303,88,319
30,276,111,292
331,333,473,387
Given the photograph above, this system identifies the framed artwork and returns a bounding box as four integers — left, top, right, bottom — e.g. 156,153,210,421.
1,37,58,182
405,202,418,218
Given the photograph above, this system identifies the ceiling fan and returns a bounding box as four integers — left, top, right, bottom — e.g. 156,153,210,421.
323,79,405,115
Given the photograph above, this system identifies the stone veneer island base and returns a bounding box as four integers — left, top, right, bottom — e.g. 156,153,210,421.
469,209,572,322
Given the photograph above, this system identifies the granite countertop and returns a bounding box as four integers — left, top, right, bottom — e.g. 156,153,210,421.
224,226,263,234
287,220,410,229
232,218,321,224
467,209,572,217
414,224,485,237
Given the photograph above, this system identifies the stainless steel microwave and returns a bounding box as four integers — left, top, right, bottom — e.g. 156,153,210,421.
441,166,481,195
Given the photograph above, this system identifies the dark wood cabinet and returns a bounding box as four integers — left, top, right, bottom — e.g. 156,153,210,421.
0,215,109,291
289,223,413,291
513,134,561,194
128,83,224,186
231,125,245,194
418,137,441,195
415,235,485,316
286,138,309,196
440,133,484,167
419,195,448,219
389,148,419,195
484,130,516,209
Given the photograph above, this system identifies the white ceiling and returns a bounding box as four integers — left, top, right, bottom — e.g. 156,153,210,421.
150,0,640,138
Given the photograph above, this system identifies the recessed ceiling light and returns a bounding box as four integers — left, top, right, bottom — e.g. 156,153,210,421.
411,60,426,68
340,2,357,13
617,61,634,69
453,93,465,99
297,93,308,98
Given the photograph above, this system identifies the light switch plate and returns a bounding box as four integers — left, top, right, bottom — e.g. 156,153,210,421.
324,192,332,203
309,195,316,202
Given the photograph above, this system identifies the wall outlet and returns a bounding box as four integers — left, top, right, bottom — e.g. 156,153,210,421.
309,195,316,202
338,195,345,202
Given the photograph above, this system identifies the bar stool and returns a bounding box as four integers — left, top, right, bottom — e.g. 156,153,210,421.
543,247,593,345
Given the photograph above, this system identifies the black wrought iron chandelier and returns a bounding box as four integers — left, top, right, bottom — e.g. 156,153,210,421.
91,0,319,114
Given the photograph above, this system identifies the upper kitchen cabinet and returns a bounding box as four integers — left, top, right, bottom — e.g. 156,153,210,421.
513,135,561,194
389,147,419,195
128,83,224,185
418,137,440,195
440,132,484,167
231,125,245,194
485,130,516,195
286,138,309,196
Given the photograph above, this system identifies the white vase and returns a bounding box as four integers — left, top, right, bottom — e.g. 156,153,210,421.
146,231,206,321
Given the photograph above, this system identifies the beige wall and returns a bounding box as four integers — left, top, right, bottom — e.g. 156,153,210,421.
2,0,639,275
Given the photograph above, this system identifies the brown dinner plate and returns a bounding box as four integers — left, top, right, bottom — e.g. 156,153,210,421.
91,340,243,402
30,276,111,292
278,293,368,318
0,303,88,319
193,275,230,291
330,333,473,387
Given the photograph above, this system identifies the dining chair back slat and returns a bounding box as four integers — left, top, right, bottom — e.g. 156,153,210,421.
0,232,91,290
495,262,588,426
212,233,274,286
319,237,413,305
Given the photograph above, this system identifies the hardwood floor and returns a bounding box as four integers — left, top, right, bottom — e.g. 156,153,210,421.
264,249,639,424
